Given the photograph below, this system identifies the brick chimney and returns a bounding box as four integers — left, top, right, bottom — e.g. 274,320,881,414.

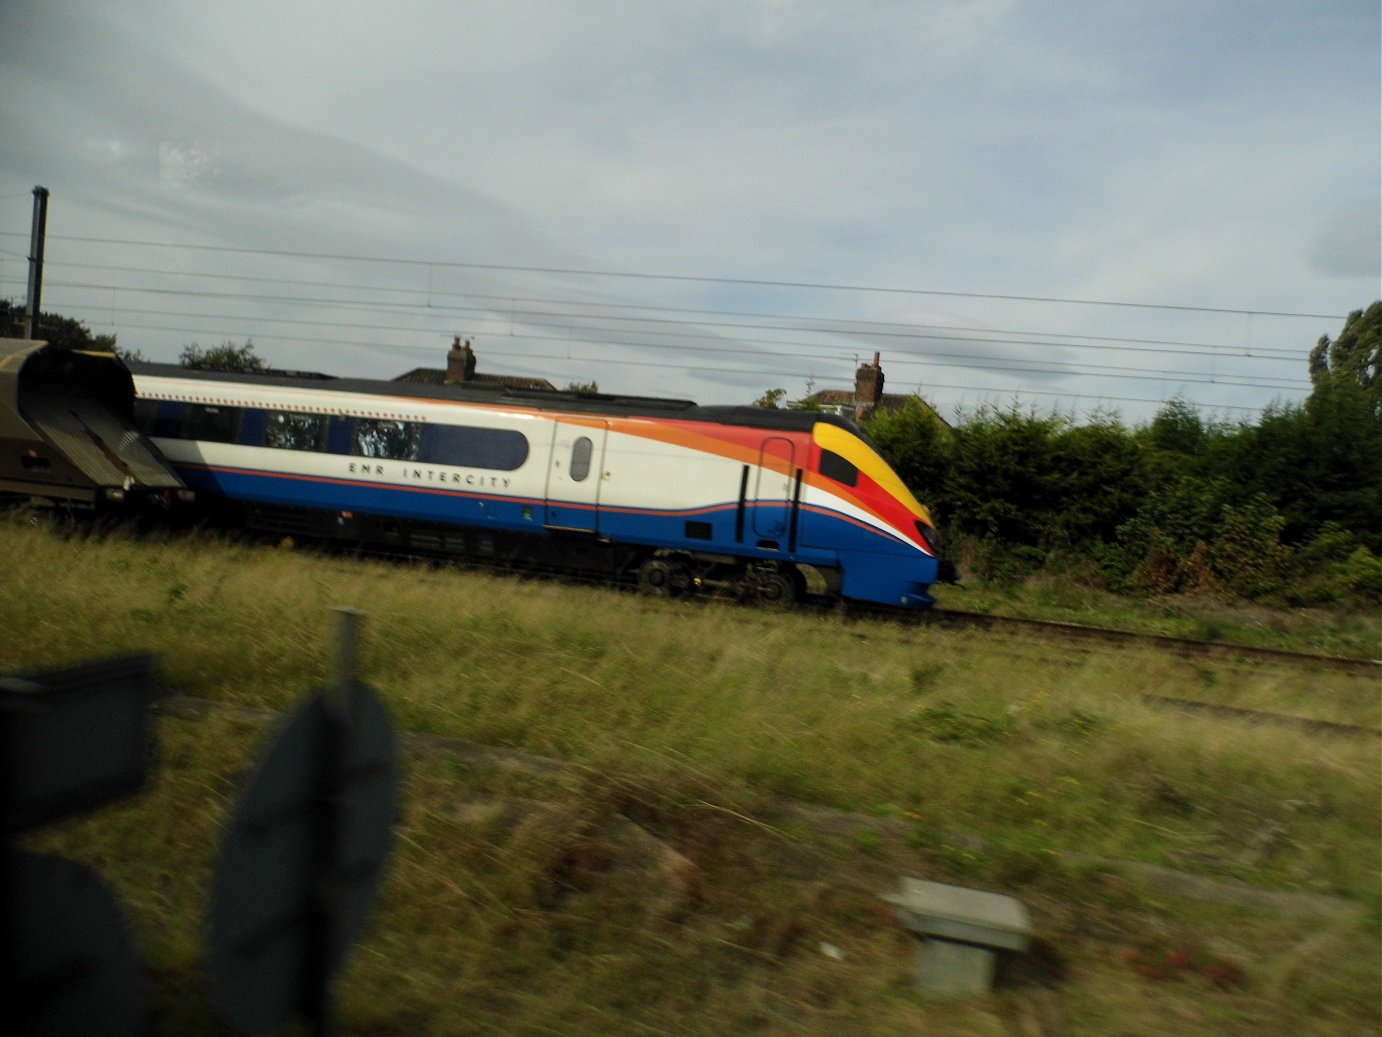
445,335,477,384
854,352,884,414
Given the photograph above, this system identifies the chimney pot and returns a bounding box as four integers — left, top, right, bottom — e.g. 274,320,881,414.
445,337,477,384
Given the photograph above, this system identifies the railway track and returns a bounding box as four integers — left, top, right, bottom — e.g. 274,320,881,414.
916,607,1381,677
10,502,1379,727
840,604,1380,740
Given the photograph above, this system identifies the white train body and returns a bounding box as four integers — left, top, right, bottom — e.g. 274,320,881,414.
130,364,950,607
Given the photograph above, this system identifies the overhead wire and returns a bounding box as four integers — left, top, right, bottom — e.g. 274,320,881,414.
35,273,1309,365
67,310,1305,399
0,233,1334,417
0,229,1346,321
82,318,1270,414
37,257,1312,359
26,289,1310,394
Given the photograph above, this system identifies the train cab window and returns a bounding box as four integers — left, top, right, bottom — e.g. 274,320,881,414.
182,404,242,444
569,436,593,482
819,449,858,487
420,424,529,470
352,419,421,460
264,410,329,452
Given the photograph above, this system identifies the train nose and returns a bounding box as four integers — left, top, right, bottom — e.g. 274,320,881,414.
899,587,937,608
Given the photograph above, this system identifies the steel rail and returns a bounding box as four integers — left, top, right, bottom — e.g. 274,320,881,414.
916,608,1381,677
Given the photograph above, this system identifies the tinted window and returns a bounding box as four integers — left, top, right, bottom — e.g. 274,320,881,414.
264,410,329,452
181,404,241,443
353,419,421,460
819,449,858,486
133,398,179,438
569,436,593,481
420,424,529,470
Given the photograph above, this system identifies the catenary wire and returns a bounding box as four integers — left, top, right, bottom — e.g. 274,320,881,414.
31,293,1309,392
32,289,1311,386
39,258,1311,360
0,230,1345,321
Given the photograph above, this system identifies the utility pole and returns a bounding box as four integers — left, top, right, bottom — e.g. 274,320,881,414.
26,186,49,339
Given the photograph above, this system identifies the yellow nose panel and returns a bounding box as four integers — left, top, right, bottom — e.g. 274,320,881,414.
812,422,934,525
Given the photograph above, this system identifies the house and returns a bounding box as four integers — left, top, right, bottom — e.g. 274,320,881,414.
802,353,949,428
393,337,556,391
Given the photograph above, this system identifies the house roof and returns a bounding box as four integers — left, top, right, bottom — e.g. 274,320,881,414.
393,366,556,391
802,388,951,429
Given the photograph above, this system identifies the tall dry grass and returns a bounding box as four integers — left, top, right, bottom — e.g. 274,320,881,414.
4,512,1379,1035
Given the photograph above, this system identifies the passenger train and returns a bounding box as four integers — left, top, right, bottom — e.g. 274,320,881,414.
122,361,954,608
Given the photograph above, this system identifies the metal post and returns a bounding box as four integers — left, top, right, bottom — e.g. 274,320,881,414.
329,607,364,723
310,606,365,1037
25,187,49,341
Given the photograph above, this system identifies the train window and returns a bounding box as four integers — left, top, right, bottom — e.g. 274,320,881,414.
182,404,242,443
132,398,180,438
569,436,593,482
819,449,858,486
353,419,421,460
325,417,353,455
420,424,529,470
264,410,329,452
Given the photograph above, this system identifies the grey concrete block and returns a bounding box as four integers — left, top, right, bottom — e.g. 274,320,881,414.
915,937,997,996
881,877,1033,995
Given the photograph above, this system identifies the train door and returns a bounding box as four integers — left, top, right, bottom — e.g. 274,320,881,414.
544,420,608,532
753,436,795,544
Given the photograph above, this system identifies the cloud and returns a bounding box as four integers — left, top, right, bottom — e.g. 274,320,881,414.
1,0,1375,420
1308,198,1382,281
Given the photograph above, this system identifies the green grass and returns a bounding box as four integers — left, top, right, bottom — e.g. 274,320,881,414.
4,512,1379,1035
932,572,1381,659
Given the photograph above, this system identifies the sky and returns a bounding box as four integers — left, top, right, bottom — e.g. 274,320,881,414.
1,0,1377,423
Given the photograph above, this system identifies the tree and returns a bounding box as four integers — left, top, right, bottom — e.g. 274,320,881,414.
867,397,953,512
1147,397,1205,456
180,340,267,373
752,388,786,408
1308,302,1380,406
787,378,822,410
1230,304,1382,553
0,298,118,353
563,380,600,394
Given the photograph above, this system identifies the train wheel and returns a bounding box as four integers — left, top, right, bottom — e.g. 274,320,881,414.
638,558,680,597
755,568,801,607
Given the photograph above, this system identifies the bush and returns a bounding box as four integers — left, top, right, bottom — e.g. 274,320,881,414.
1291,538,1382,606
955,534,1045,586
1209,495,1292,599
1337,547,1382,601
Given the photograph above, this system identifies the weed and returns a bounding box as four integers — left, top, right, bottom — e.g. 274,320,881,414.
909,663,946,695
1194,618,1227,642
1040,708,1107,740
984,827,1061,886
850,829,885,857
905,701,1016,745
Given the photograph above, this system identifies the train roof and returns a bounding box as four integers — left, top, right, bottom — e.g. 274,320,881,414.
127,361,865,437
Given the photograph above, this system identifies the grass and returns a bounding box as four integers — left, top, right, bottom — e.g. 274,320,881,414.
3,511,1379,1035
932,572,1381,659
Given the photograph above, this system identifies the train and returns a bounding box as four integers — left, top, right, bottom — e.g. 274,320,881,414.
125,360,956,608
0,337,185,507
